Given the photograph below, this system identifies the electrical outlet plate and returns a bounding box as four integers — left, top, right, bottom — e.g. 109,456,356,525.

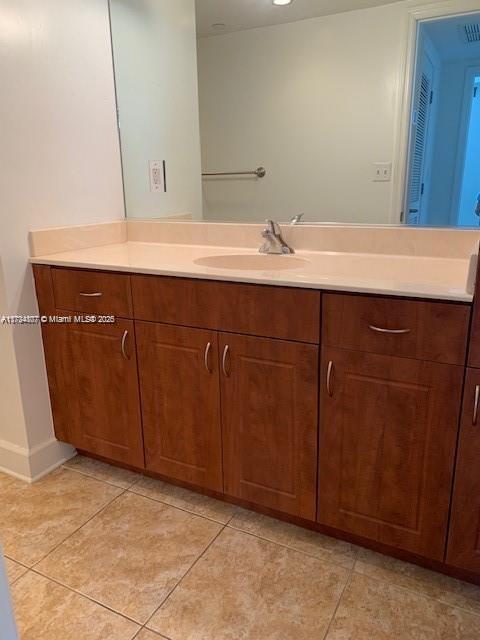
372,162,392,182
149,160,166,193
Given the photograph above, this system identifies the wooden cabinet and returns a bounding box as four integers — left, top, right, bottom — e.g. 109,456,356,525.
51,267,133,317
447,368,480,573
136,322,223,492
323,293,470,365
220,333,318,520
50,318,144,467
132,275,320,343
318,348,463,560
34,266,479,579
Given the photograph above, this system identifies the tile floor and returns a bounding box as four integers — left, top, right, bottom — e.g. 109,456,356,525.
1,455,479,639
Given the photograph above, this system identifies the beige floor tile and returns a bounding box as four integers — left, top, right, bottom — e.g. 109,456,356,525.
0,471,16,489
135,630,166,640
355,548,480,616
326,573,480,640
130,476,237,524
11,572,139,640
0,468,122,566
4,557,27,584
230,507,358,569
148,527,349,640
37,491,222,624
63,455,140,489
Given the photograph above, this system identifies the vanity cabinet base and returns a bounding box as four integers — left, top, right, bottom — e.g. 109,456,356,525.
33,266,478,584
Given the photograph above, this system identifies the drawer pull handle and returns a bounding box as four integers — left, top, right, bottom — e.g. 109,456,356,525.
222,345,230,377
79,292,103,298
474,385,480,426
121,330,130,360
204,342,212,373
327,361,334,397
369,325,411,335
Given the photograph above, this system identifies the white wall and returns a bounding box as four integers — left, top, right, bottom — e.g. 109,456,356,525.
110,0,203,219
0,261,29,465
0,0,125,480
197,3,407,224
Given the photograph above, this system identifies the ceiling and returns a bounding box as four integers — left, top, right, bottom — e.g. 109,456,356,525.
423,13,480,61
195,0,406,38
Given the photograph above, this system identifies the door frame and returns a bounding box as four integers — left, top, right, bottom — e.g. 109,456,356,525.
449,64,480,225
391,0,480,225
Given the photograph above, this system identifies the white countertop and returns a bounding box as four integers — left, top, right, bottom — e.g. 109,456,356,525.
30,241,473,302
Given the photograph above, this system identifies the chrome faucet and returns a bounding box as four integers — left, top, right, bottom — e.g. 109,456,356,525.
289,213,304,225
259,220,294,255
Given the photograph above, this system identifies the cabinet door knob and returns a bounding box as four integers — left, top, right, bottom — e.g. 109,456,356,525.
222,345,230,377
473,385,480,426
204,342,212,373
369,324,411,335
121,330,130,360
327,361,334,397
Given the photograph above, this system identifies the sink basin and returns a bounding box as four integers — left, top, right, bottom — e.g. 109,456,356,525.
194,254,309,271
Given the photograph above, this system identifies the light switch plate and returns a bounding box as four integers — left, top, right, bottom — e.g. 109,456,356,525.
149,160,166,193
372,162,392,182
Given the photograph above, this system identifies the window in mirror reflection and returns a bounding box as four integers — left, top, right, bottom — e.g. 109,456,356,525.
406,15,480,227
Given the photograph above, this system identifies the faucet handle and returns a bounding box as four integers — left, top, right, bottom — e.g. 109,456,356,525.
265,219,281,236
290,213,304,226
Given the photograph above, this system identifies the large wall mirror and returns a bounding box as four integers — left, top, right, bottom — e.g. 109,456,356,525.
109,0,480,227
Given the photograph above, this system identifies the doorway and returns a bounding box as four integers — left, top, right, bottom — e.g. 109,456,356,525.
404,13,480,226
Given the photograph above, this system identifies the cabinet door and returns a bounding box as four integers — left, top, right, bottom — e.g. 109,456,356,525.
447,368,480,573
318,348,463,560
52,318,144,467
220,333,318,520
136,322,223,492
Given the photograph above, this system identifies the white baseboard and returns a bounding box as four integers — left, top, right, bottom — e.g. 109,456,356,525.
0,437,76,483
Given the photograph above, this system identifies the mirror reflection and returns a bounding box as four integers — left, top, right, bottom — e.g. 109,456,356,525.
109,0,480,227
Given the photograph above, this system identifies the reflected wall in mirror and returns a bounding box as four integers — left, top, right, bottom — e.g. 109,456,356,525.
109,0,480,227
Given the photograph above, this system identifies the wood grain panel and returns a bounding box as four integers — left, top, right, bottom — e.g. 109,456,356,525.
49,317,144,467
33,264,56,315
136,322,223,491
51,267,133,317
318,348,463,560
323,293,470,365
447,367,480,573
33,265,67,441
220,333,318,519
132,275,320,343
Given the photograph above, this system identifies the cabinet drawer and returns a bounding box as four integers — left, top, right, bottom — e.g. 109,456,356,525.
51,268,133,317
323,293,470,365
132,275,320,343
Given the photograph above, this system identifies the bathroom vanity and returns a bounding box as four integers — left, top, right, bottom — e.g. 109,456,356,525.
29,225,480,586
